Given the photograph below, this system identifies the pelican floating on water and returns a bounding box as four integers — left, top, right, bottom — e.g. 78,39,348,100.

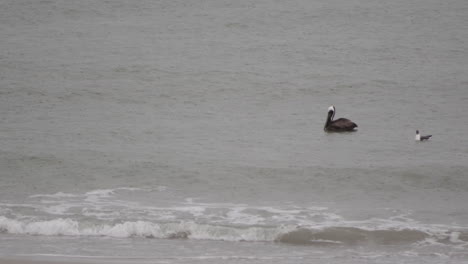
324,105,357,132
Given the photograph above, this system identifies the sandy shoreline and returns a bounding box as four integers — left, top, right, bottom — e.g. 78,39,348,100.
0,257,156,264
0,258,83,264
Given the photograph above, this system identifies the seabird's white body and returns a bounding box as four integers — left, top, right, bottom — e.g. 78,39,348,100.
415,130,432,141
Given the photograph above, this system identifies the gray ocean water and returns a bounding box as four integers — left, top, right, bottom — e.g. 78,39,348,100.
1,0,468,263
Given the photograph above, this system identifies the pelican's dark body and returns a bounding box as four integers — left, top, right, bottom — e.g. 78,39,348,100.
324,106,357,132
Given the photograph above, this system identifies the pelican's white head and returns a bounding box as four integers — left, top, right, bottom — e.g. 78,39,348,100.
327,105,336,121
415,130,420,141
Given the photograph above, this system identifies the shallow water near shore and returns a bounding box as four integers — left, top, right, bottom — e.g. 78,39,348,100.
1,0,468,263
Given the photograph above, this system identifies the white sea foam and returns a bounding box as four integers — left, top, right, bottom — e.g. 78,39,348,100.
0,216,290,241
30,192,78,198
1,215,467,247
3,188,468,249
42,204,77,215
83,187,142,202
9,188,340,226
0,217,80,236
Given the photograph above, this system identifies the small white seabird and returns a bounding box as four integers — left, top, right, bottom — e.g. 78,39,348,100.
415,130,432,141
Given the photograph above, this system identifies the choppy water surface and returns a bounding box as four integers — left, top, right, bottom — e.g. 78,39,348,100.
1,0,468,263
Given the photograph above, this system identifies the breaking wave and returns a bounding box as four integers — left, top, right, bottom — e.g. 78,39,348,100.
1,188,468,248
1,216,467,246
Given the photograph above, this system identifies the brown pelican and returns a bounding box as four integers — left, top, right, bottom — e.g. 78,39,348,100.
324,105,357,132
415,130,432,141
